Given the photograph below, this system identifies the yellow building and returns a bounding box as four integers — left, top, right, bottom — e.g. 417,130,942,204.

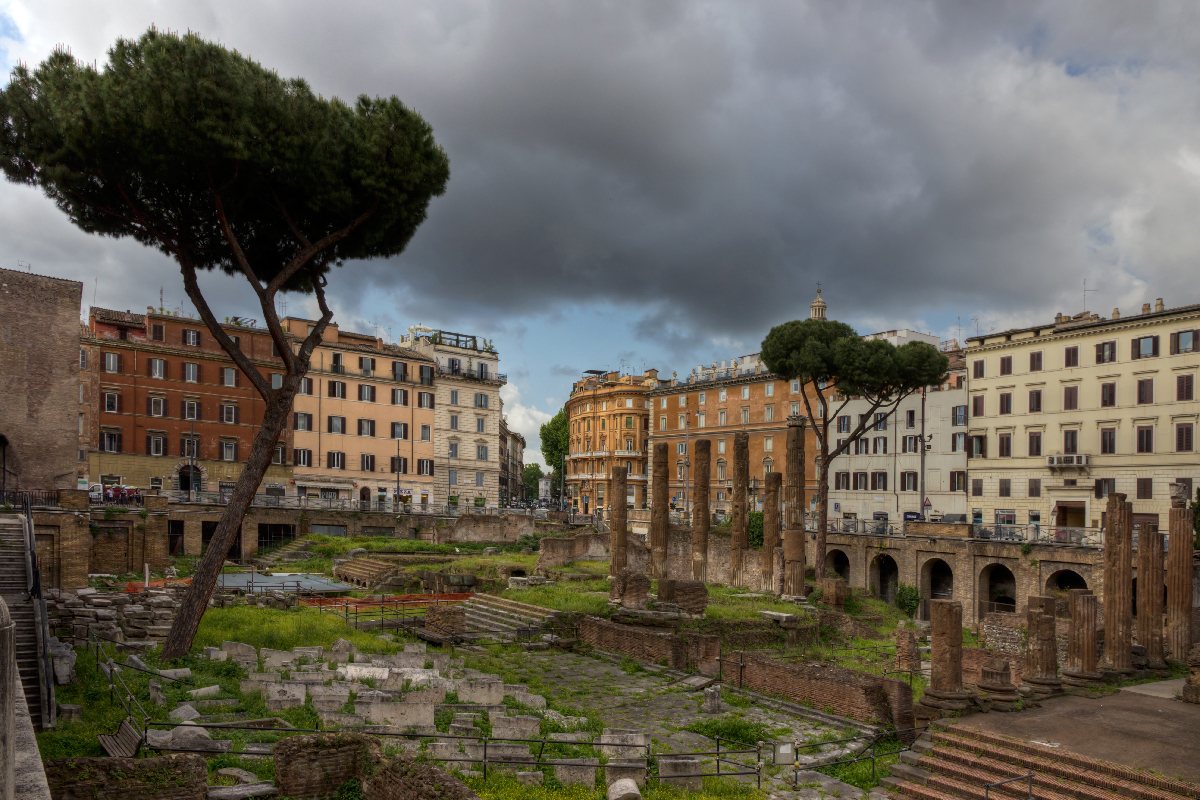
565,369,660,513
964,298,1200,533
282,319,437,506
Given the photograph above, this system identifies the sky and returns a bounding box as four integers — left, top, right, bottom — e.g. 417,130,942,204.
4,1,1200,469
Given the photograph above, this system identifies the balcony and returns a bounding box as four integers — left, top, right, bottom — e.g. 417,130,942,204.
614,450,643,457
593,450,610,457
435,364,508,385
1046,454,1090,469
330,364,346,374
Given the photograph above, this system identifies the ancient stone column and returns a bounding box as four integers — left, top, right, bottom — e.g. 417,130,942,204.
976,659,1021,711
916,599,971,716
1021,612,1063,696
761,472,782,593
1101,493,1134,674
785,415,807,531
783,529,805,598
691,439,711,583
650,443,669,579
610,466,628,576
1062,589,1102,686
730,432,750,587
1166,484,1194,664
1137,523,1167,670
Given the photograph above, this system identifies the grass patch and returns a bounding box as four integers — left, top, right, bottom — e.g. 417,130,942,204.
502,582,611,614
462,772,765,800
191,606,416,654
683,716,775,746
814,735,903,790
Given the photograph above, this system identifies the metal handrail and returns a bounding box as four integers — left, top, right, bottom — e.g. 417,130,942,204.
985,772,1034,799
793,725,929,788
21,495,56,730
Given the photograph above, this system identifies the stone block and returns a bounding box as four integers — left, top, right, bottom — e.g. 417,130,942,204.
337,664,391,682
449,723,481,737
598,729,650,760
425,741,460,761
222,641,256,657
355,701,435,728
404,642,427,653
608,777,643,800
318,712,366,727
260,648,293,669
554,758,599,787
492,715,540,740
517,771,544,786
189,684,221,699
506,689,546,709
264,684,306,711
403,688,446,705
658,756,701,790
457,680,504,705
605,760,647,788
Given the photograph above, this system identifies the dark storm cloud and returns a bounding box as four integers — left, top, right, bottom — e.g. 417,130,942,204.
6,1,1200,340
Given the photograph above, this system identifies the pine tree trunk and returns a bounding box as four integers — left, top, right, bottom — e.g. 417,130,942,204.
815,438,829,581
161,383,296,659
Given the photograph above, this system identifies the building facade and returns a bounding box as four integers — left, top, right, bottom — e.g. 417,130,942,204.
281,318,436,506
826,341,967,524
0,267,84,492
405,328,505,507
85,307,294,493
564,369,659,513
498,419,527,504
964,299,1200,532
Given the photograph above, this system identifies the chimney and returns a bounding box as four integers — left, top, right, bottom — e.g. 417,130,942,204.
1054,313,1063,323
1112,307,1120,319
1142,303,1152,315
1155,297,1165,312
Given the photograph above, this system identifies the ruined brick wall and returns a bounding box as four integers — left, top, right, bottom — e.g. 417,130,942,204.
44,753,207,800
980,611,1069,664
426,605,466,635
275,733,383,800
536,530,610,570
0,268,83,491
962,646,1026,685
579,617,719,675
724,650,913,730
363,756,481,800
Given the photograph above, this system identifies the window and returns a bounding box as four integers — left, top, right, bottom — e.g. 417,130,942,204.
79,348,88,370
417,458,434,476
1063,429,1079,454
951,406,967,426
765,383,775,397
359,356,376,376
183,329,200,346
790,402,800,416
222,367,237,387
1178,374,1195,401
999,356,1012,376
873,436,887,454
391,422,408,439
676,464,685,480
221,440,238,461
998,478,1011,497
101,430,121,452
183,400,199,420
1063,385,1078,410
950,471,966,492
103,391,120,413
972,479,983,497
1094,478,1115,498
1100,382,1117,407
449,389,459,406
676,442,687,454
791,380,800,393
998,433,1012,457
361,454,375,472
764,436,773,452
1029,351,1043,372
104,352,121,373
271,373,283,390
391,387,408,406
328,451,345,469
1028,479,1041,498
1137,478,1153,500
717,439,726,454
220,404,238,424
390,456,408,474
837,416,851,433
449,442,459,459
662,397,669,408
328,380,346,398
717,462,727,481
477,445,489,460
875,413,887,431
678,414,685,429
474,393,488,408
357,419,375,437
741,407,749,424
853,472,868,490
1100,427,1116,454
678,395,685,407
906,410,916,429
1137,378,1153,404
419,392,435,409
625,416,633,428
951,432,966,452
1171,329,1198,354
969,435,987,458
835,472,850,490
660,415,668,430
1136,425,1154,453
999,393,1012,414
973,360,984,379
328,415,346,434
764,405,774,422
870,472,887,491
1064,346,1079,367
741,386,749,399
293,412,313,431
147,435,166,456
1132,335,1159,359
450,414,459,431
1027,389,1042,413
476,472,485,487
1096,341,1117,363
900,472,918,491
148,396,166,417
1028,431,1042,456
696,411,706,428
1178,423,1195,453
295,449,312,467
903,435,918,453
972,395,984,417
855,439,870,455
358,384,376,402
148,358,166,379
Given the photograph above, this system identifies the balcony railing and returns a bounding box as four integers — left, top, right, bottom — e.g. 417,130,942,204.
1046,454,1090,469
613,450,643,457
435,364,508,384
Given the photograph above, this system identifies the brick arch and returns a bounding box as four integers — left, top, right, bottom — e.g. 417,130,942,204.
169,460,208,492
919,556,954,615
978,561,1017,614
869,552,899,603
826,548,850,581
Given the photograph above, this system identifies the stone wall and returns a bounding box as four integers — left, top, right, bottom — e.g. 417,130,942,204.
363,756,480,800
44,754,206,800
723,650,913,731
536,531,610,570
33,507,169,589
962,646,1026,686
46,588,179,644
980,611,1069,665
579,617,719,675
426,605,467,636
274,733,382,800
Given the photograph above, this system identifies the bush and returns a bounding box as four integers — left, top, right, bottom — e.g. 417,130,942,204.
747,512,764,547
894,583,920,617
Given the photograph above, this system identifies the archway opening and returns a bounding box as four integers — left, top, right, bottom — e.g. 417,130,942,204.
178,465,199,493
826,549,850,581
921,558,954,602
870,553,899,603
1045,569,1087,593
979,563,1017,617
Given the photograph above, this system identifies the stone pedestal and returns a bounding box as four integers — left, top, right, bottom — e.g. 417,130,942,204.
691,440,711,583
1166,487,1194,664
1062,589,1103,687
761,472,782,593
611,467,628,576
821,578,848,610
701,685,722,714
650,444,669,579
1019,612,1063,698
976,659,1021,711
730,432,750,586
1101,493,1134,674
917,599,971,718
1136,524,1167,671
893,623,920,674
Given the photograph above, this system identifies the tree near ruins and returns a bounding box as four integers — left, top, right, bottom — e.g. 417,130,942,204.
760,319,948,579
522,463,544,499
0,29,450,658
539,408,569,501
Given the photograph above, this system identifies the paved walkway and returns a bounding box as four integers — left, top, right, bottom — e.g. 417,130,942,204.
1121,678,1186,699
954,692,1200,783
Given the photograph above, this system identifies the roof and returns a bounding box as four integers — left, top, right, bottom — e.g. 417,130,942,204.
91,307,146,327
966,301,1200,345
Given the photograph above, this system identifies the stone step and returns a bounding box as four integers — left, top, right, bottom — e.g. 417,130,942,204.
921,754,1100,800
460,600,553,629
467,593,560,621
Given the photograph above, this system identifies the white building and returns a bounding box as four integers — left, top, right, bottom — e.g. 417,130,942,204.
538,475,553,500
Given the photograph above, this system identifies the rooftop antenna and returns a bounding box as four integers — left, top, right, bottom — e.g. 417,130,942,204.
971,316,980,336
954,316,964,342
1083,278,1098,312
92,277,97,309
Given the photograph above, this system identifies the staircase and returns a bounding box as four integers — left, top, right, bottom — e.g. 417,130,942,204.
0,514,47,730
333,558,398,588
255,537,309,569
456,594,562,641
882,725,1200,800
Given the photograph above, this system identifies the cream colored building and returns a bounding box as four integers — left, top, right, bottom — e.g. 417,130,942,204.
283,319,436,506
404,327,505,507
964,299,1200,532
